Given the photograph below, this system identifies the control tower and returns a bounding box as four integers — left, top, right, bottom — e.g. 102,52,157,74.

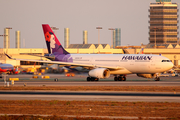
149,0,179,44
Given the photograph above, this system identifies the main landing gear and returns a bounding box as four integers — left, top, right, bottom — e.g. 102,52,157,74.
155,77,160,81
114,75,126,81
86,75,127,82
87,77,99,81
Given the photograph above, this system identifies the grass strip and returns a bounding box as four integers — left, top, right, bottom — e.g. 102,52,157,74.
0,86,180,92
0,100,180,118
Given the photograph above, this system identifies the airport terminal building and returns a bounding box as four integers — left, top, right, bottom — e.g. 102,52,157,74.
0,0,180,69
1,44,180,68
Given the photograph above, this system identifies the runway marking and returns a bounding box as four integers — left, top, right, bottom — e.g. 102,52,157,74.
0,94,180,102
0,91,180,102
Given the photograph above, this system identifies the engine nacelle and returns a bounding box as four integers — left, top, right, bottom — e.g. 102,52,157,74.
136,74,156,78
88,68,110,79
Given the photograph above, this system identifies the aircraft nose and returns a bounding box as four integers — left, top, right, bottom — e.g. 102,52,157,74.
169,62,174,69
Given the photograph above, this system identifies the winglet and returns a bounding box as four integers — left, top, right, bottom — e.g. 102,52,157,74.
4,53,13,59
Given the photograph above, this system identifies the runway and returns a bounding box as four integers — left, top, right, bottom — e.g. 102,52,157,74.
0,91,179,102
0,74,180,102
1,74,180,86
0,81,180,86
1,73,180,82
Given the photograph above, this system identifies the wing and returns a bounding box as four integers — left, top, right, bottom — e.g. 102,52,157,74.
5,53,123,70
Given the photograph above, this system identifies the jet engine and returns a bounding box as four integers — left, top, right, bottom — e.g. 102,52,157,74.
88,68,110,79
136,74,156,78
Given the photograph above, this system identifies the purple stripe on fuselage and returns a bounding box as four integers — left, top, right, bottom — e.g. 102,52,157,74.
54,53,73,62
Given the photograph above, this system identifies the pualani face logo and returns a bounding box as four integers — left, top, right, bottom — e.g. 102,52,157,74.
122,56,152,60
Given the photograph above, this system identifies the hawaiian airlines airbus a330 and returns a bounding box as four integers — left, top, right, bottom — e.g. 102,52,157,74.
5,24,173,81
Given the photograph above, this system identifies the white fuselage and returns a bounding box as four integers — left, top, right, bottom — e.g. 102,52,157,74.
67,54,173,75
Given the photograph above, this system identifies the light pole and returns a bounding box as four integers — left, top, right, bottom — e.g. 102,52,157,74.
96,27,102,44
51,27,59,35
108,28,115,48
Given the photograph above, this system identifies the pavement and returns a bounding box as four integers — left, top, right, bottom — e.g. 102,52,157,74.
0,73,180,102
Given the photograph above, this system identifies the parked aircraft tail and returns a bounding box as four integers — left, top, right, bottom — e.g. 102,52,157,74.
138,48,144,54
42,24,69,55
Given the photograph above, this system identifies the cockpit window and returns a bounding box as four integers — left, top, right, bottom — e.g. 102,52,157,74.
162,60,171,62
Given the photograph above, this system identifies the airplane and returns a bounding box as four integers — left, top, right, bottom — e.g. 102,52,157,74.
0,63,18,74
5,24,174,81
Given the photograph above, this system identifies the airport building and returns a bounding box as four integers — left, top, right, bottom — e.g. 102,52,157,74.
1,45,180,68
149,0,179,44
0,0,180,70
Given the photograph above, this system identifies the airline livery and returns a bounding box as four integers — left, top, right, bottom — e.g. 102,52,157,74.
0,63,18,74
5,24,174,81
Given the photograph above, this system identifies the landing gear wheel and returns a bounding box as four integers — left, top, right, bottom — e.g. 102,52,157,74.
118,76,122,81
155,77,160,81
123,76,126,81
91,77,95,81
114,77,118,81
116,75,127,81
94,78,99,81
87,77,91,81
87,77,99,81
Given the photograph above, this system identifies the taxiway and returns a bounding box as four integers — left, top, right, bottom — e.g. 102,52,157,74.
0,74,179,102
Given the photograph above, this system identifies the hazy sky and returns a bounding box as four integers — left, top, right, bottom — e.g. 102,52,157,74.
0,0,179,48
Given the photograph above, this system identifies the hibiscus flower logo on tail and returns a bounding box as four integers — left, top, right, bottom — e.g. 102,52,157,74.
45,32,51,42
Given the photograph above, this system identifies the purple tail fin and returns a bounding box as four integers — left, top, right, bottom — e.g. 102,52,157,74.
42,24,69,55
